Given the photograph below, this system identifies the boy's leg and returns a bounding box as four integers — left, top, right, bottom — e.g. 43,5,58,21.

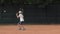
17,22,22,30
17,21,25,30
20,21,25,30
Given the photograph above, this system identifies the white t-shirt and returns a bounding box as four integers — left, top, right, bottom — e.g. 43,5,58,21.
19,14,24,21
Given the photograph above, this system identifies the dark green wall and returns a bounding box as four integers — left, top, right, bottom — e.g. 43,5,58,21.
0,4,19,24
24,3,60,24
0,3,60,24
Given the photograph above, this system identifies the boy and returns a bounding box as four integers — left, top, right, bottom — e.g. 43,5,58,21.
16,9,25,30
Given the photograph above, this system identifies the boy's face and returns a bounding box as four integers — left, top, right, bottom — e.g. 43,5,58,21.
19,11,22,13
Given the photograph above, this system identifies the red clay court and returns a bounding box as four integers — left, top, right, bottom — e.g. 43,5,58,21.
0,25,60,34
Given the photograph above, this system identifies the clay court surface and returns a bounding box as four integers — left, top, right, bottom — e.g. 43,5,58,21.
0,25,60,34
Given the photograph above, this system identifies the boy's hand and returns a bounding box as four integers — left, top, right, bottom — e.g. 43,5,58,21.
17,16,19,18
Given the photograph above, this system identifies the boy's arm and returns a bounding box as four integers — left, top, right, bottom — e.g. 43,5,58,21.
16,13,18,16
16,12,19,18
